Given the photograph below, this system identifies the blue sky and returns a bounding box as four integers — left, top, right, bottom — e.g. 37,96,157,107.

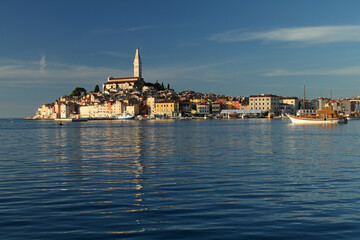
2,0,360,117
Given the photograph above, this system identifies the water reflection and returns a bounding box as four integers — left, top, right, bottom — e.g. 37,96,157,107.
11,119,360,239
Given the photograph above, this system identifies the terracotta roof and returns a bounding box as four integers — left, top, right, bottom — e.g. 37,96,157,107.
157,99,179,103
106,77,141,84
280,96,298,99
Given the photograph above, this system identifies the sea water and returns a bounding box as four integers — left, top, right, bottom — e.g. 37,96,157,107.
1,118,360,239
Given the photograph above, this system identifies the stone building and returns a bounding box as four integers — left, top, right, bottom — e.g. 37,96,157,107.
102,47,144,91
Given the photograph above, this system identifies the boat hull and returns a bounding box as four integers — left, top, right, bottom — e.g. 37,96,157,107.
288,114,340,124
347,116,360,120
113,113,135,120
114,116,134,120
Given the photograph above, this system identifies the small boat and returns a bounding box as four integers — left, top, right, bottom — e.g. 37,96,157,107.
59,121,63,125
288,109,347,124
135,115,148,120
346,112,360,120
114,113,135,120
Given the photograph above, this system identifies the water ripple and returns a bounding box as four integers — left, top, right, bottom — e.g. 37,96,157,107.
1,119,360,239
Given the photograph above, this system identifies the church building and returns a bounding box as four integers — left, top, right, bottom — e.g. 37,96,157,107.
102,47,144,91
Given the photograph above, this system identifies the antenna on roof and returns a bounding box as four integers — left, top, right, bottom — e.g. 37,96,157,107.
303,85,306,110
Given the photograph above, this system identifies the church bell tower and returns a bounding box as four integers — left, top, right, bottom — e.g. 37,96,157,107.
133,47,142,78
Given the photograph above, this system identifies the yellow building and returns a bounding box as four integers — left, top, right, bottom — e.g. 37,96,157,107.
155,100,180,117
225,100,233,109
189,98,201,104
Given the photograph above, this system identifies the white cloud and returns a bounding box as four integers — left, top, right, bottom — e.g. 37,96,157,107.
0,58,130,87
125,25,154,31
92,25,154,34
265,65,360,77
40,55,47,72
0,57,231,88
209,25,360,44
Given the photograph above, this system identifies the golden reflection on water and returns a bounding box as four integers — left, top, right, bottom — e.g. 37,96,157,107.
37,120,354,221
9,119,360,238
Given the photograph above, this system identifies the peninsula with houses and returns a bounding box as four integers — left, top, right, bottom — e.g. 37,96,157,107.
28,48,360,121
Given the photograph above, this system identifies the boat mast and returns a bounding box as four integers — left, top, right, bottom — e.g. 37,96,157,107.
330,88,332,100
303,85,306,110
330,88,333,110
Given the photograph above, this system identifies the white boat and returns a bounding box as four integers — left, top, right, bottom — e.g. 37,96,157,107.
135,115,148,120
287,109,347,124
346,113,360,120
114,113,135,120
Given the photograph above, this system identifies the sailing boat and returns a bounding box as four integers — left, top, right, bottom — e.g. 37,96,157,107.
287,86,347,124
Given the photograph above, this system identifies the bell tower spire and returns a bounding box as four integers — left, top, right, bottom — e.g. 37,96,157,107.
133,46,142,78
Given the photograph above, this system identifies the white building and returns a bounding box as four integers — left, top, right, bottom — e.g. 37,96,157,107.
249,94,280,114
280,97,299,114
60,104,70,119
126,104,139,116
79,105,92,118
211,103,221,114
36,104,54,119
196,104,210,115
111,100,126,116
79,103,111,118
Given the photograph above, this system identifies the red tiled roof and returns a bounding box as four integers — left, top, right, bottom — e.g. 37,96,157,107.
106,77,141,84
157,99,179,103
280,96,298,99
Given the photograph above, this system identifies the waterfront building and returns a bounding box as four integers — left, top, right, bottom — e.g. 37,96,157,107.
196,104,210,115
315,98,329,110
111,100,126,116
225,100,233,109
349,98,360,112
146,97,157,116
216,97,228,108
126,104,139,116
54,102,61,118
299,98,317,110
79,105,92,118
280,96,299,114
225,99,240,109
36,103,55,119
211,103,221,114
155,100,180,117
60,104,70,119
79,103,111,118
329,100,342,112
180,101,192,115
249,94,280,114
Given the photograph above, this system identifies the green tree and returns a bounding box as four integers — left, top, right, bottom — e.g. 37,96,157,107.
167,83,170,89
70,87,87,97
161,82,165,90
154,80,161,91
94,85,100,93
